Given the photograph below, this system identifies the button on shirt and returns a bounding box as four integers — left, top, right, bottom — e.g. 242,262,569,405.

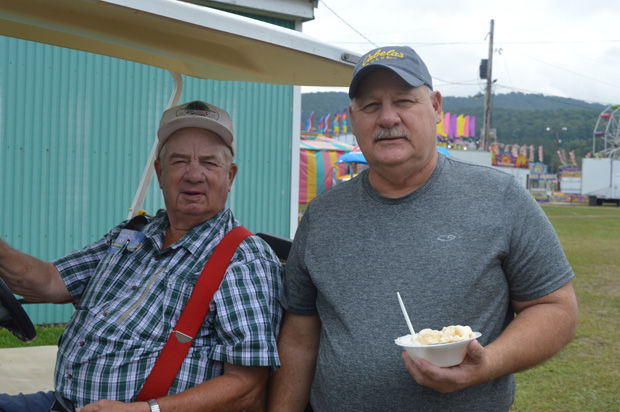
53,208,282,408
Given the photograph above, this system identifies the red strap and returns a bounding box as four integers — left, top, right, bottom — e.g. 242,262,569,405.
136,226,253,401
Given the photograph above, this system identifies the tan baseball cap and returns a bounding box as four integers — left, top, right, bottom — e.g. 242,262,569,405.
157,100,235,157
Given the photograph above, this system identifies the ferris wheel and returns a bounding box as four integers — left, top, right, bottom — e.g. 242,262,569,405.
592,104,620,158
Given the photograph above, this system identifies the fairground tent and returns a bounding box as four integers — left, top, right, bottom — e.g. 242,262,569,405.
299,138,354,206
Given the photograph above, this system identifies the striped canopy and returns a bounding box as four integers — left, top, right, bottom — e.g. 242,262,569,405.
300,139,355,152
299,139,354,205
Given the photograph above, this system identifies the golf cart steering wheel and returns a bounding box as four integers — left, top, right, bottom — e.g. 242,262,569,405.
0,277,36,342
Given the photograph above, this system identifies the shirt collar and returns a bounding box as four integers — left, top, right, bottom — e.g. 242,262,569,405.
144,208,234,257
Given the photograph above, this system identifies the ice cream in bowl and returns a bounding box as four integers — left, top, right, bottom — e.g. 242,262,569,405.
394,325,482,367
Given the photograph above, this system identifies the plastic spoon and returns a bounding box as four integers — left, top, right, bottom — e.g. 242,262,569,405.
396,292,415,336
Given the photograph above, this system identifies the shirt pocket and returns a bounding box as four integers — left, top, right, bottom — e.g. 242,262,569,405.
76,252,136,310
160,270,201,325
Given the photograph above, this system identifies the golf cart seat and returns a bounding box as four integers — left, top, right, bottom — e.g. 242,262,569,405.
256,232,292,266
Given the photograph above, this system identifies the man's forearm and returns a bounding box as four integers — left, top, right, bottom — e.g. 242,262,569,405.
484,282,578,381
80,367,268,412
267,312,320,412
0,237,70,302
267,345,317,411
136,365,268,412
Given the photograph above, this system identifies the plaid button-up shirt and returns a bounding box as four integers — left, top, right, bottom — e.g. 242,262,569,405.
53,208,282,408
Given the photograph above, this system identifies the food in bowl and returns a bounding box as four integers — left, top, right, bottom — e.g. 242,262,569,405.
416,325,473,345
395,326,481,367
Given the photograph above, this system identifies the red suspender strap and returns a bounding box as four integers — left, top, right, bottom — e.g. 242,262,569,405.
136,226,253,401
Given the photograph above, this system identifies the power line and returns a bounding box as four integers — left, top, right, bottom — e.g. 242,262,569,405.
495,49,514,88
433,77,481,86
321,39,620,48
318,0,378,48
497,39,620,45
513,51,620,90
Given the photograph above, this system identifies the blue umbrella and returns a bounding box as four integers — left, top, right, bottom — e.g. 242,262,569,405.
437,146,451,156
336,151,367,165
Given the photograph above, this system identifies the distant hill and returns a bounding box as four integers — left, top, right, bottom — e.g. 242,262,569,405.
301,91,605,121
444,93,605,112
302,92,351,123
301,91,608,172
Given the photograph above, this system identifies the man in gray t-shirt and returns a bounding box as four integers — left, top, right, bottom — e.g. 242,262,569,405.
268,46,578,412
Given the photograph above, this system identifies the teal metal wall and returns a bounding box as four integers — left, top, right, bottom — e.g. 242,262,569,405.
0,18,294,324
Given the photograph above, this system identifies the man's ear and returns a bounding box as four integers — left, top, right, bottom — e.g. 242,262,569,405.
228,163,238,191
348,104,357,136
154,159,163,189
431,91,443,123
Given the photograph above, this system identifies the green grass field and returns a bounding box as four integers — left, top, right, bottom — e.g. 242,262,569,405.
511,204,620,411
1,204,619,410
0,324,64,347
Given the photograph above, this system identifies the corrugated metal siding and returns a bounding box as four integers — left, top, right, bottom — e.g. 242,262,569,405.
0,13,294,324
180,78,293,233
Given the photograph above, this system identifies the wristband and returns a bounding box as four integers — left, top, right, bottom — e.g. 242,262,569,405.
147,399,161,412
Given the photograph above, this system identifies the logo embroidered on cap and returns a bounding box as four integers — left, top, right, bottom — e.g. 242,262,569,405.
176,101,220,121
362,49,405,67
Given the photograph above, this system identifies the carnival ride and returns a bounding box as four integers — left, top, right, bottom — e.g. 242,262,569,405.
581,105,620,205
592,104,620,159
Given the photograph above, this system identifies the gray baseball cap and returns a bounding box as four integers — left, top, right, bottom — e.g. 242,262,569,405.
157,100,235,157
348,46,433,98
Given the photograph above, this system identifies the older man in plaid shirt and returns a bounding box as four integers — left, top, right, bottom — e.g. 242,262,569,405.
0,101,282,412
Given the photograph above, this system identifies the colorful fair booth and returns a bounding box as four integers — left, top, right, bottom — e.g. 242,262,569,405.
299,138,353,214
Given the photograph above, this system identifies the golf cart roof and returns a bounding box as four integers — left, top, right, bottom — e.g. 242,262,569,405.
0,0,359,86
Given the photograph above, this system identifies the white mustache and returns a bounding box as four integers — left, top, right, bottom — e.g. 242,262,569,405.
373,128,410,142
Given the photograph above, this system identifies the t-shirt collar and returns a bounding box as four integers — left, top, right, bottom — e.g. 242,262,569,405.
361,153,445,203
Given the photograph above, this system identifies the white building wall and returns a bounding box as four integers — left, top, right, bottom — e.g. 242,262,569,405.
492,167,530,188
447,149,492,166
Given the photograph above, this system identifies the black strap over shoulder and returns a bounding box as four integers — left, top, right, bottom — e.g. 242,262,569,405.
125,214,150,232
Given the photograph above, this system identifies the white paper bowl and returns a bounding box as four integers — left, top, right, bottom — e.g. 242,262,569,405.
394,332,482,367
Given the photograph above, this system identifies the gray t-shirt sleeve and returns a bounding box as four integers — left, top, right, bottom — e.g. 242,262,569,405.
280,208,318,315
502,178,574,301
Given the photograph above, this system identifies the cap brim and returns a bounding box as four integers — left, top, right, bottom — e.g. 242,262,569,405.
157,117,234,156
349,65,428,99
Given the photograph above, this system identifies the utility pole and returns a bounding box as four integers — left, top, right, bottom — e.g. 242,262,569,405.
481,19,494,151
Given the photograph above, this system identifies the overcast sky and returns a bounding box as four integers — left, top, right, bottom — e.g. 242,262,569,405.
300,0,620,105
